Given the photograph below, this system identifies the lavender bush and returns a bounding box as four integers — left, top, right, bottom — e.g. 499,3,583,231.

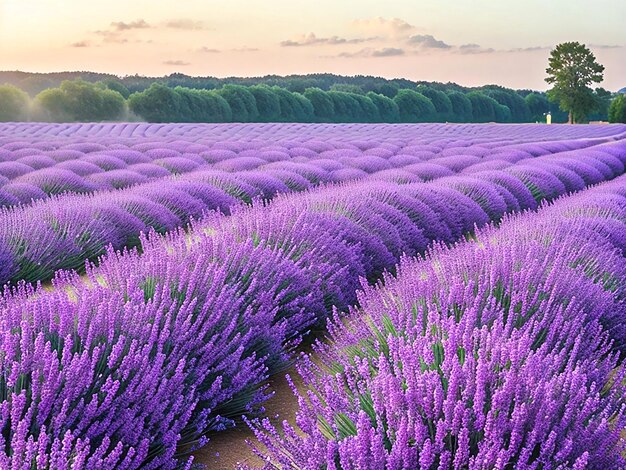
248,176,626,469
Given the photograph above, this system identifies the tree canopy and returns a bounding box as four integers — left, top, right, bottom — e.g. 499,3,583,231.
35,80,126,122
608,94,626,123
545,42,605,123
0,84,30,122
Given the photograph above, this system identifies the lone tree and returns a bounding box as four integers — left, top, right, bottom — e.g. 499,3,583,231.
545,42,604,123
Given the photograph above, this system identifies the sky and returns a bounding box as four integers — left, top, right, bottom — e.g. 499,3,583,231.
1,0,625,91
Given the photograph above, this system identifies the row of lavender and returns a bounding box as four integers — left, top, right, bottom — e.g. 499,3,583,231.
1,152,625,468
0,122,624,206
249,177,626,468
1,135,625,285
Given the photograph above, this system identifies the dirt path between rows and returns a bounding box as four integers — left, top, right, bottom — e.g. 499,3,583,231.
193,369,305,469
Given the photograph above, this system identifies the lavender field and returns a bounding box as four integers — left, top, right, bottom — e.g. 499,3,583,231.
0,122,626,469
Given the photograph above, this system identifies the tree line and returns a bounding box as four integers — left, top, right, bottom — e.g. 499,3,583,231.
0,73,623,124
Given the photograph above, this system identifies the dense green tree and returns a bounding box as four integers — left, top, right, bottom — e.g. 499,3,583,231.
545,42,605,123
481,86,530,122
525,93,550,122
327,91,359,122
98,79,131,99
0,84,30,121
467,92,497,123
587,87,612,122
18,76,55,97
494,103,512,123
303,88,335,121
202,90,233,122
353,94,379,122
446,91,473,122
329,83,365,95
271,87,313,122
417,86,453,121
35,80,126,122
128,83,181,122
364,83,399,98
249,85,281,122
608,94,626,123
366,92,400,122
174,87,232,122
393,90,436,122
215,85,259,122
291,92,315,122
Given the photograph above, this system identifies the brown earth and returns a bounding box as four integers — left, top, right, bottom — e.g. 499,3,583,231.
193,370,305,469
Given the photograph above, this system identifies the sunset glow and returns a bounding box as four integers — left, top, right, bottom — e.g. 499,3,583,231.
1,0,624,89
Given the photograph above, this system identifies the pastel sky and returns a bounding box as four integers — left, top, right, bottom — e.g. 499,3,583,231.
1,0,625,90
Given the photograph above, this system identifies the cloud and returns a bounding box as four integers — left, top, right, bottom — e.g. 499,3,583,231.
506,46,549,53
94,31,130,44
407,34,451,49
458,43,495,54
198,46,221,53
281,32,376,47
590,44,623,49
338,47,405,58
232,46,260,52
70,40,92,48
164,19,208,30
163,60,191,66
351,17,416,38
110,19,151,31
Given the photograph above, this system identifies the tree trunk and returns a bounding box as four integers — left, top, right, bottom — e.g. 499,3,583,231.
568,110,573,124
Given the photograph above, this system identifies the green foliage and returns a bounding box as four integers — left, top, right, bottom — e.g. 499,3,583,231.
327,91,378,122
98,79,131,99
303,88,335,121
35,80,126,122
128,83,181,122
417,86,453,121
608,94,626,123
587,87,613,122
525,93,550,122
215,85,259,122
0,84,30,121
271,87,314,122
0,71,569,123
446,91,473,122
291,92,315,122
494,103,512,123
467,92,498,123
545,42,605,123
481,86,530,122
393,90,436,122
366,92,400,122
174,87,232,122
329,83,365,95
249,85,281,122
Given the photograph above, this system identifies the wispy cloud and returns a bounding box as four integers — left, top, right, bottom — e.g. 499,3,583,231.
590,44,623,49
281,32,376,47
232,46,260,52
110,19,151,31
163,60,191,66
70,40,92,48
197,46,221,53
94,31,130,44
407,34,451,49
338,47,405,58
458,43,495,54
163,19,208,31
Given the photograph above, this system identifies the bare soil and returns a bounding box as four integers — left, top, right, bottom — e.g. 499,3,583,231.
193,370,304,469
